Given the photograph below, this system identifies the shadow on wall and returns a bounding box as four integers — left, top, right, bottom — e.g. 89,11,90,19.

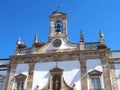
69,70,80,86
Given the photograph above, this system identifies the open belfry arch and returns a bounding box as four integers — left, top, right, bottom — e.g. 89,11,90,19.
5,10,120,90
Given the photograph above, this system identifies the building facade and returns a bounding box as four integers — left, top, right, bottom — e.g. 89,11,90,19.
0,11,120,90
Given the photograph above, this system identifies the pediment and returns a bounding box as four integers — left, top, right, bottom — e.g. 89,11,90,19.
15,73,27,82
50,67,64,73
42,38,76,51
88,70,102,76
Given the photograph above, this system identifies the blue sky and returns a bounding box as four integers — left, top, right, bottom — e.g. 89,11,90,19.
0,0,120,58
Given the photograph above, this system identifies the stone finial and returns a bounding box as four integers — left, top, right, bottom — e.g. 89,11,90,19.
97,30,107,49
80,29,84,42
16,37,22,45
33,34,38,44
99,30,105,43
16,37,27,49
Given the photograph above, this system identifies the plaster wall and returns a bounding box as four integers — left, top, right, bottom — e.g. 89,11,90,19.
115,63,120,90
32,60,81,90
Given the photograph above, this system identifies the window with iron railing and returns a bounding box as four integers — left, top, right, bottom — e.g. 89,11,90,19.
89,88,104,90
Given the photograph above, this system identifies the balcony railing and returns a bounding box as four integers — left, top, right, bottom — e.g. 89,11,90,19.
85,42,100,50
89,88,104,90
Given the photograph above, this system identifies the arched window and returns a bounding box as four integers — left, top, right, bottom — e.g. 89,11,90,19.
55,21,63,33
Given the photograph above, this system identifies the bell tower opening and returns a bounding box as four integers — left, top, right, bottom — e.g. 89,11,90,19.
55,21,63,33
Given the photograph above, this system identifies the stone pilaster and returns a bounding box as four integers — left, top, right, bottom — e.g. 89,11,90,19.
110,63,118,90
49,74,53,90
60,75,64,90
80,60,87,90
27,63,35,89
7,64,17,90
101,56,112,90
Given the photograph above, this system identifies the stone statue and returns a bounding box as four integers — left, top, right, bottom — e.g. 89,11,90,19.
55,80,59,90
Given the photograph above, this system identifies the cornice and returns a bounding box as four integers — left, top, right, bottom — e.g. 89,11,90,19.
10,49,109,64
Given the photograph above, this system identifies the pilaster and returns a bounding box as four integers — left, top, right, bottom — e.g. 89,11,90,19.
60,75,64,90
101,56,112,90
49,74,53,90
80,60,87,90
110,63,118,90
7,64,17,90
27,63,35,89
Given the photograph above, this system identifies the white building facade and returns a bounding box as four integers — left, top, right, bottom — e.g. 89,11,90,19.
0,11,120,90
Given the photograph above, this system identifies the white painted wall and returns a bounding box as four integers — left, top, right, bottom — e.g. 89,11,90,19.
43,38,75,51
15,64,29,76
115,63,120,90
0,60,9,65
86,59,105,90
0,60,9,90
32,60,81,90
0,71,7,77
111,51,120,58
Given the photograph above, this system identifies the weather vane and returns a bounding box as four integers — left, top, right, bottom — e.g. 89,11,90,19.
55,62,58,68
56,6,61,11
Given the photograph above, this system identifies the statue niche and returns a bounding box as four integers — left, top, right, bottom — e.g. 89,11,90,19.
53,74,61,90
49,67,74,90
49,67,63,90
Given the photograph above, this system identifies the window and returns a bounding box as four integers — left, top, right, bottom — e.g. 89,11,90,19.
15,74,27,90
0,75,5,90
88,70,102,90
89,76,101,90
0,81,3,90
17,81,24,90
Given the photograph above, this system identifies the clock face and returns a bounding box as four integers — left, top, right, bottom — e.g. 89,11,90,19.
53,39,62,47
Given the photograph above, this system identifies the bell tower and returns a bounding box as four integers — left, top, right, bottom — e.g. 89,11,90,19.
49,10,68,41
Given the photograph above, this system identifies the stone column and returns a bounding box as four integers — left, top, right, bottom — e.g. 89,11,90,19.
27,63,35,89
7,64,17,90
110,63,118,90
101,56,112,90
80,60,87,90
